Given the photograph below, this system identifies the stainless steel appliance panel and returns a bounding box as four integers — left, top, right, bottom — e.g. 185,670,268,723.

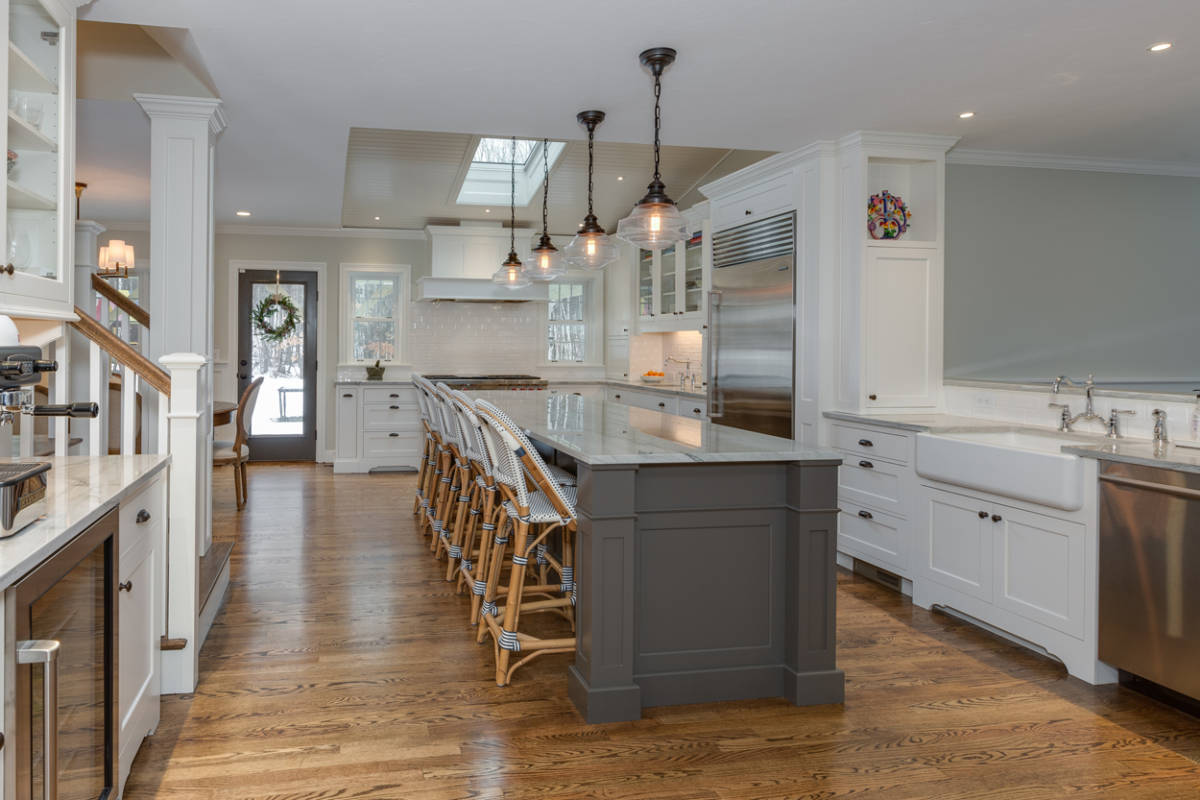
708,212,795,439
1098,461,1200,700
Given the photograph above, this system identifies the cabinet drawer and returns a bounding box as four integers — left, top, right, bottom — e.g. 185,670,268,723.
119,473,164,556
679,398,707,418
711,175,793,231
363,430,421,460
838,500,906,573
362,403,419,431
831,423,910,464
839,457,904,516
363,386,415,405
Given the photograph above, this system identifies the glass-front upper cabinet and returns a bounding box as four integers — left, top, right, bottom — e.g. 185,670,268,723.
1,0,75,318
633,201,710,332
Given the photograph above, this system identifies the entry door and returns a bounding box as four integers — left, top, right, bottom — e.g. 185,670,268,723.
237,269,317,461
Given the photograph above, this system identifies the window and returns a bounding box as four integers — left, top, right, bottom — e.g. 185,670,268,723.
457,138,565,207
541,273,602,365
340,264,409,364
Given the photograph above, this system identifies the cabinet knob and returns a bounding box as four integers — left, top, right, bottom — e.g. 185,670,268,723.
978,510,988,519
991,514,1002,523
658,402,666,408
118,580,133,593
858,439,873,447
857,509,873,520
615,394,621,399
868,394,878,401
744,209,753,216
693,408,702,414
858,460,873,469
2,263,13,276
135,509,151,524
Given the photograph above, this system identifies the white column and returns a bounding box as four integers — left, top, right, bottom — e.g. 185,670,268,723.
69,221,106,454
135,93,224,555
160,351,206,694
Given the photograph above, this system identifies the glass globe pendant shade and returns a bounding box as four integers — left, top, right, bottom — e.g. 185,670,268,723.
616,196,689,252
563,216,618,270
492,252,531,289
524,234,566,281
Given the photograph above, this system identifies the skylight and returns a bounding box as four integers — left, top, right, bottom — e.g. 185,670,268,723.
457,138,566,207
473,137,538,165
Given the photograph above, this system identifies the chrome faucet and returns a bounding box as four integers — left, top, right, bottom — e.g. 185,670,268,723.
1049,373,1106,432
665,355,696,390
1153,408,1169,446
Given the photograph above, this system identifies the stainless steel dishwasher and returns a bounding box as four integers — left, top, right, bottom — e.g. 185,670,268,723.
1098,461,1200,700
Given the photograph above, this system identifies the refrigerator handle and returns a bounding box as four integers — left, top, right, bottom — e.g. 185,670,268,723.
18,639,60,800
707,290,723,419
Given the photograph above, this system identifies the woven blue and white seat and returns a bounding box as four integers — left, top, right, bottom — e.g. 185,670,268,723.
411,375,446,537
411,374,440,520
474,398,578,687
441,388,499,588
430,382,472,560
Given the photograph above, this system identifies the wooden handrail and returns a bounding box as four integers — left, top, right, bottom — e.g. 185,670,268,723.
69,307,171,396
91,273,150,328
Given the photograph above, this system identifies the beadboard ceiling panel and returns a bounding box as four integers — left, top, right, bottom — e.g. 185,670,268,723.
340,128,770,232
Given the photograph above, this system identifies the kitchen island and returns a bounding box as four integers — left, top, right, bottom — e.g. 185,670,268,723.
473,390,844,723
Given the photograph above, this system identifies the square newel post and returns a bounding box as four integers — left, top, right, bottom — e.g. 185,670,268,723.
135,93,225,551
160,351,207,694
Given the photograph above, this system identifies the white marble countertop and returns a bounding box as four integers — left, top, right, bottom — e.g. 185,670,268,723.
1063,440,1200,475
823,410,1007,433
0,455,169,589
474,390,840,466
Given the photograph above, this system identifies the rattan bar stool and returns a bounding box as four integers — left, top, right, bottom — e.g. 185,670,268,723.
412,375,446,540
411,375,438,520
474,399,577,687
440,388,493,582
430,382,471,559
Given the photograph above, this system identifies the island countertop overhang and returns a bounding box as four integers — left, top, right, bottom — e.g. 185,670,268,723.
470,390,841,467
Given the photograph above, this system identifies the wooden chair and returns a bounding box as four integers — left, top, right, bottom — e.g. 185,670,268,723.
213,377,263,509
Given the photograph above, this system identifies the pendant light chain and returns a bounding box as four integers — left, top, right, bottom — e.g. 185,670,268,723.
652,71,662,182
509,135,517,254
541,138,550,236
587,123,596,216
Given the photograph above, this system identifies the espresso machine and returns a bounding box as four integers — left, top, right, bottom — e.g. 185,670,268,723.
0,345,98,537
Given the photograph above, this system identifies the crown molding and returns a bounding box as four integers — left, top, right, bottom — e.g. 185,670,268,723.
946,148,1200,178
133,93,226,135
699,139,835,199
217,224,427,240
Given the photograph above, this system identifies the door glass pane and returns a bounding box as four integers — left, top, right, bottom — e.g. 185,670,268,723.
638,249,653,316
684,230,703,312
660,245,676,314
250,281,305,437
30,545,107,800
8,0,62,282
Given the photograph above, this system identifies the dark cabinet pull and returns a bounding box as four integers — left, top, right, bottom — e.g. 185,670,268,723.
857,510,873,520
693,408,702,414
858,460,873,469
744,209,752,216
614,393,621,399
136,509,151,524
858,439,873,447
119,580,133,593
658,402,666,408
868,394,878,401
991,514,1002,523
389,393,400,398
389,432,400,438
978,510,988,519
1,263,13,276
342,393,353,398
389,405,400,410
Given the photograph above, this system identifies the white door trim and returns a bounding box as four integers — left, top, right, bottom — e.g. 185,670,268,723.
227,259,329,461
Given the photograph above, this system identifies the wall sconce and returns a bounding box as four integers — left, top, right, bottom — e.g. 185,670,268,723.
97,240,134,279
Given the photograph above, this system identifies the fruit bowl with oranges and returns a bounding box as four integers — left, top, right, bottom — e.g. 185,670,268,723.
640,370,664,384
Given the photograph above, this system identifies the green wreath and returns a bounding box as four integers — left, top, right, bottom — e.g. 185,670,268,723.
251,293,301,342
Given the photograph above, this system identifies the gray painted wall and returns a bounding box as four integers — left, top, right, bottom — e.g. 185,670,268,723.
944,165,1200,383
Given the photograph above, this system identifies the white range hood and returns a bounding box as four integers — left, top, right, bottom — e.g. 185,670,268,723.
417,222,547,302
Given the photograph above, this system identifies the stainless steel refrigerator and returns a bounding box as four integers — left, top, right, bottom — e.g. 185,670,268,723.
707,211,795,439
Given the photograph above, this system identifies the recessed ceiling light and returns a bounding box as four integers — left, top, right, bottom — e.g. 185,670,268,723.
235,210,251,217
617,176,624,181
374,216,380,221
958,111,975,119
484,208,491,213
1148,42,1172,52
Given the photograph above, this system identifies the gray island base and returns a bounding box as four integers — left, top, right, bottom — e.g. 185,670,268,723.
472,391,845,723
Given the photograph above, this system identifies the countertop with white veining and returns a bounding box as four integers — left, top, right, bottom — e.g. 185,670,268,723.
822,410,1006,433
1062,439,1200,475
473,390,839,466
0,455,169,589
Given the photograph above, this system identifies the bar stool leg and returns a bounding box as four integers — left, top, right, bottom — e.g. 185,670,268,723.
494,517,531,686
467,485,500,620
476,508,512,644
445,474,478,581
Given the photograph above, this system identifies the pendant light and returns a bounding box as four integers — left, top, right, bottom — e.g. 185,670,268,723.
616,47,689,251
563,110,618,270
524,139,566,281
492,136,532,289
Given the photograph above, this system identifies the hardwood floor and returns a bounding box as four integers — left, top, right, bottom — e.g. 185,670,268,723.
123,464,1200,799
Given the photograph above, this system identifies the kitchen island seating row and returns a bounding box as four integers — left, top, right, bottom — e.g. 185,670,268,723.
409,373,846,723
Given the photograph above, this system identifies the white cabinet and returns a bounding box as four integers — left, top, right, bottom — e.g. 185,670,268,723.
862,246,939,408
633,203,710,332
118,473,166,794
604,335,629,380
710,173,793,232
333,382,421,473
605,385,706,419
426,224,530,280
913,473,1111,684
0,0,77,319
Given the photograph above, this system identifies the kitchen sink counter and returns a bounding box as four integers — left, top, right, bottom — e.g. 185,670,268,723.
823,410,1012,433
1064,439,1200,475
470,389,843,723
0,455,169,589
552,378,707,398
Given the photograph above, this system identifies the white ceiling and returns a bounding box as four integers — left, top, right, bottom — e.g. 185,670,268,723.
341,128,767,232
78,0,1200,228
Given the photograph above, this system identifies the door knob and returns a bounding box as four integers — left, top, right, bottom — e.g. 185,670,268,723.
239,360,248,367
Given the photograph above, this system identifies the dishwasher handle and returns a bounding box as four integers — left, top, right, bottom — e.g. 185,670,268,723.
1100,473,1200,502
18,639,59,800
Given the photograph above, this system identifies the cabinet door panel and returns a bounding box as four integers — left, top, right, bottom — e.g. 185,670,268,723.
864,248,936,408
118,530,157,787
924,488,991,601
335,388,359,460
993,505,1085,637
839,501,906,574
